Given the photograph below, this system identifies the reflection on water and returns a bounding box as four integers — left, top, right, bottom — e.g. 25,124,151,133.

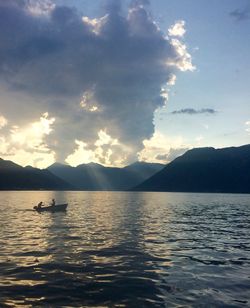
0,191,250,306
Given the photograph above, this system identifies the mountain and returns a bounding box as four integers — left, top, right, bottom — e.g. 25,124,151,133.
133,145,250,193
0,158,73,190
48,161,164,191
124,161,164,178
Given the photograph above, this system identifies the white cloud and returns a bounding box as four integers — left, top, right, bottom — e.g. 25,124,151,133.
95,130,119,147
168,20,186,37
82,15,108,35
160,87,169,102
89,106,99,112
3,149,55,169
159,74,177,104
66,130,130,167
80,89,101,113
26,0,55,16
0,113,56,168
167,74,177,86
0,136,9,155
246,121,250,134
170,39,196,72
138,131,190,163
10,113,55,149
65,140,95,166
0,115,8,129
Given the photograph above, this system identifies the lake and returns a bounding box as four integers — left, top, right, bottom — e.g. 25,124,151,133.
0,191,249,307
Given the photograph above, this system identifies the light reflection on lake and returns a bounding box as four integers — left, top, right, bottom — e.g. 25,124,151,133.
0,191,250,306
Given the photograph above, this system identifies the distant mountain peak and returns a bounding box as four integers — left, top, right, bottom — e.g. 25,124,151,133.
77,162,104,168
48,162,69,169
128,161,148,167
0,158,73,190
24,165,35,169
0,158,22,169
125,161,165,169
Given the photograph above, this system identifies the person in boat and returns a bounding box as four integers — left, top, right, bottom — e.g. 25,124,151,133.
37,201,43,209
51,199,56,207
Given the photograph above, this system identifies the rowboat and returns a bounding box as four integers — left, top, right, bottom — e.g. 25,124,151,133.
34,203,68,212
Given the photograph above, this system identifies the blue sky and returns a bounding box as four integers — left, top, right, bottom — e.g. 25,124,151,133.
151,0,250,148
152,0,250,148
0,0,249,168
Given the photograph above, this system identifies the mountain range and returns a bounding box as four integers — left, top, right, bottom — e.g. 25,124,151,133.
0,159,164,191
1,144,250,193
0,158,72,190
134,144,250,193
47,161,164,191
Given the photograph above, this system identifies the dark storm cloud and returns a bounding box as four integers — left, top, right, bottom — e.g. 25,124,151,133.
130,0,150,8
0,0,193,163
171,108,217,115
103,0,122,13
0,0,26,7
230,6,250,21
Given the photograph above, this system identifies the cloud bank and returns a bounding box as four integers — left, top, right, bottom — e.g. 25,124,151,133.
0,0,194,166
138,131,190,164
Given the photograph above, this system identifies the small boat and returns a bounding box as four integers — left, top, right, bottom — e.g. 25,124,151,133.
34,203,68,212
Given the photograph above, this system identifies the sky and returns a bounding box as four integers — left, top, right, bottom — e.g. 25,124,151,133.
0,0,249,168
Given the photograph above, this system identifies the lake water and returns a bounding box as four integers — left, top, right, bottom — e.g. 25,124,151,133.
0,191,250,307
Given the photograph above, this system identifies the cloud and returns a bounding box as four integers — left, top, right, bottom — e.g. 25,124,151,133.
246,121,250,134
65,140,94,166
167,73,176,86
66,130,130,167
0,0,26,8
168,20,186,37
168,38,195,72
26,0,55,16
138,131,190,164
230,6,250,21
195,135,204,146
10,112,55,150
0,115,8,129
0,0,194,165
156,147,189,163
171,108,217,115
0,113,55,168
130,0,150,8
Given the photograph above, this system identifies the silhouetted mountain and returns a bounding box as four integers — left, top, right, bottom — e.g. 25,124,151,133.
0,159,73,190
124,161,164,177
48,161,164,191
133,145,250,193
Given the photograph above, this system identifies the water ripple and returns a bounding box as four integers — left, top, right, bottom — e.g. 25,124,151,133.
0,191,250,306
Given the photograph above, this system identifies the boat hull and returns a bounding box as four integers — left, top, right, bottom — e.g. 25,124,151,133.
34,203,68,212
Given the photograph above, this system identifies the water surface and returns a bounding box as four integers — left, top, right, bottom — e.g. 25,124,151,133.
0,191,250,307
